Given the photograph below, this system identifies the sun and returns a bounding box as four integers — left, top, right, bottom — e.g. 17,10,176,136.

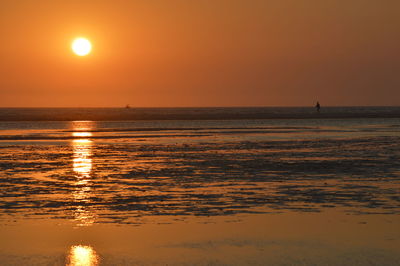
72,38,92,56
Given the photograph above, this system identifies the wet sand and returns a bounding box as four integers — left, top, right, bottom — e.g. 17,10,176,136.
1,118,400,265
1,211,399,265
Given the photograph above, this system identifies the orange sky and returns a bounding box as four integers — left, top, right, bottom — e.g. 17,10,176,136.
1,0,399,107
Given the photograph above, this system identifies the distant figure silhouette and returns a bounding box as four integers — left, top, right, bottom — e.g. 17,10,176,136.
125,104,130,109
315,101,321,113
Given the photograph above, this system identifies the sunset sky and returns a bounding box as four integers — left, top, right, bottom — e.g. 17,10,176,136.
1,0,399,107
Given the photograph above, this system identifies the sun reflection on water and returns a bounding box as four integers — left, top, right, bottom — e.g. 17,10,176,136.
73,132,93,138
71,121,96,226
73,139,93,177
68,245,99,266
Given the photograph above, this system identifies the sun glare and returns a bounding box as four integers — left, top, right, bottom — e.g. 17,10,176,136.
68,245,99,266
72,38,92,56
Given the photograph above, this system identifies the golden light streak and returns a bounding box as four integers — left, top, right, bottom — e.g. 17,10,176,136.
71,121,96,226
73,139,93,177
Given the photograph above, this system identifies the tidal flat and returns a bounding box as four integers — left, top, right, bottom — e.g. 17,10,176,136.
0,117,400,265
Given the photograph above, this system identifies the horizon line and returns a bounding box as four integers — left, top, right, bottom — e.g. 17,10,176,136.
1,105,400,109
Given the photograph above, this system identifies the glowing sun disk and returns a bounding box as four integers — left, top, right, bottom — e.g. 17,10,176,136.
72,38,92,56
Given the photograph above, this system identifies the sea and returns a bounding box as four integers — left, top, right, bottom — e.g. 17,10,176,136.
0,107,399,265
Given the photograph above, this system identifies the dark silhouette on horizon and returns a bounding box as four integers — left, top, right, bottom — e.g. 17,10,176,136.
315,101,321,113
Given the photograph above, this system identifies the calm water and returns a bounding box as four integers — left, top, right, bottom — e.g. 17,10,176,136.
1,106,400,121
0,108,400,265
